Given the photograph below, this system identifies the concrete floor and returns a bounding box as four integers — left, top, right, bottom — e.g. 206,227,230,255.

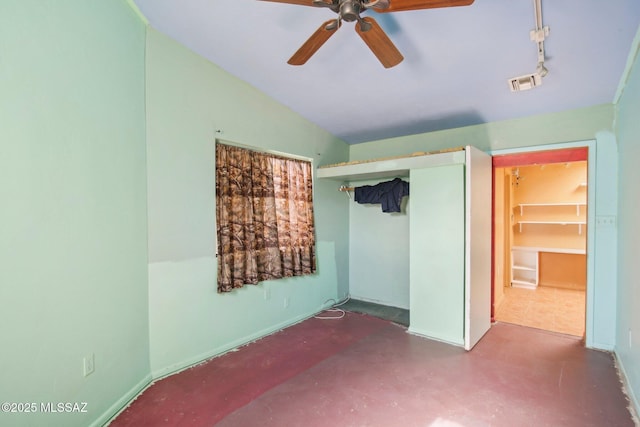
109,311,635,426
340,298,409,326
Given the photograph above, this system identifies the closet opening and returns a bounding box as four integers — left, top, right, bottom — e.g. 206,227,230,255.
491,147,588,339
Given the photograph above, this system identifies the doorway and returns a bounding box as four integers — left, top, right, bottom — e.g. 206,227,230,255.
492,148,588,338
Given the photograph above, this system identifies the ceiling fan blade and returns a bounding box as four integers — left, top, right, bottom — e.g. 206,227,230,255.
288,20,339,66
371,0,474,13
355,17,403,68
258,0,332,7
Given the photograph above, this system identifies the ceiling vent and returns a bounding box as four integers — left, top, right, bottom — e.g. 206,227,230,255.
508,73,542,92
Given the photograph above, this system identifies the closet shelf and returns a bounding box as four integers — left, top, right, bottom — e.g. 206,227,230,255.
517,220,587,234
518,202,586,216
512,264,536,272
512,246,586,255
317,147,465,181
511,278,537,288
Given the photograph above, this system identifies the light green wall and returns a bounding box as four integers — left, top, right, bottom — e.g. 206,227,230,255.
350,104,615,161
615,31,640,415
0,2,149,427
2,0,637,423
349,104,619,350
348,179,410,309
145,29,350,377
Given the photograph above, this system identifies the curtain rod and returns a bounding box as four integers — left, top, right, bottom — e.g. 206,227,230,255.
215,138,313,163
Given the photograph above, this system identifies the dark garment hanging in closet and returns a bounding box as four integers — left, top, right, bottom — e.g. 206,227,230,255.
354,178,410,213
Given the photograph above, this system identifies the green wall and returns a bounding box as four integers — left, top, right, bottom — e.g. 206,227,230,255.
0,1,149,427
349,104,620,351
348,179,410,309
2,0,637,423
615,30,640,414
145,29,350,377
350,104,615,161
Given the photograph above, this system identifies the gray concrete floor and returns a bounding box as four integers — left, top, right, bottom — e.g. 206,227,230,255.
340,298,409,327
112,312,636,427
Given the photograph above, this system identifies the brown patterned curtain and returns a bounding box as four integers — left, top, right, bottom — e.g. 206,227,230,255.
215,143,316,293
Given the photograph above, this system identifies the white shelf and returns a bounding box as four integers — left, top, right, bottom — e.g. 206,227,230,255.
518,220,586,224
511,248,538,289
519,202,586,206
513,264,536,271
512,246,586,255
511,279,538,289
316,149,466,181
518,202,586,216
517,220,587,234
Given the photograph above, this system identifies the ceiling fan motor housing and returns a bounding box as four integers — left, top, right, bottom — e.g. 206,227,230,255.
340,0,361,22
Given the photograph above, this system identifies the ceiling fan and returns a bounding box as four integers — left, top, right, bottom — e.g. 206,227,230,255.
259,0,475,68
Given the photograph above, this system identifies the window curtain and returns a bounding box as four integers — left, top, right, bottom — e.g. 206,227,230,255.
215,143,316,293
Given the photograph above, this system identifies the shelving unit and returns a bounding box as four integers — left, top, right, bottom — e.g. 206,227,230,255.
516,202,587,234
508,163,588,291
511,248,539,289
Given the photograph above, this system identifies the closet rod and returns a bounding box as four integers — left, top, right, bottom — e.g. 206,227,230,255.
339,186,354,192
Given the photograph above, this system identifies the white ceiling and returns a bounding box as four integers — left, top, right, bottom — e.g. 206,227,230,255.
132,0,640,144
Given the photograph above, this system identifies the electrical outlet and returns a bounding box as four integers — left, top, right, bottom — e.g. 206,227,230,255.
83,353,95,377
284,297,289,308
